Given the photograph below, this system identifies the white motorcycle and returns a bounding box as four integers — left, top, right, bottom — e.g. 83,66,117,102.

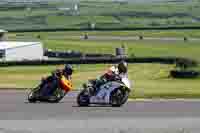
77,75,131,107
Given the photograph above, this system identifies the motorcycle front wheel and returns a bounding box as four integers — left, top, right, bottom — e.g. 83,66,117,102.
77,89,90,107
110,87,129,107
27,89,38,103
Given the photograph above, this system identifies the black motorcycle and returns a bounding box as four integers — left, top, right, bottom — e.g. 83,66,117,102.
77,75,131,107
27,72,67,103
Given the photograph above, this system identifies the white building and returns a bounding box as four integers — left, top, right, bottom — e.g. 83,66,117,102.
0,29,7,41
0,41,44,61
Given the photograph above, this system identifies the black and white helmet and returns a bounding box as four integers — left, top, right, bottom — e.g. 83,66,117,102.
118,61,128,74
64,64,73,75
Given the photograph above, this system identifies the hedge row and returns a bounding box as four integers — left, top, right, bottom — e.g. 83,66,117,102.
8,26,200,33
170,70,199,78
0,57,198,67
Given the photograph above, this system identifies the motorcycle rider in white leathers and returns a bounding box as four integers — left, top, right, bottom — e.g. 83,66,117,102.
90,61,129,103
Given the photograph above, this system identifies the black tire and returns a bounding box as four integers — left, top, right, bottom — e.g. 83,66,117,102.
48,89,65,103
77,89,90,107
28,98,37,103
49,90,66,103
36,88,65,103
27,86,42,103
47,96,61,103
110,87,129,107
120,90,129,105
28,91,37,103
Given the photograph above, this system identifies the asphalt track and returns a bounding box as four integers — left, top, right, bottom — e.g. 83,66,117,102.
1,90,200,133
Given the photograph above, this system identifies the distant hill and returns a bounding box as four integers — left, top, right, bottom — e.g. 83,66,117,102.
0,0,191,3
0,0,200,30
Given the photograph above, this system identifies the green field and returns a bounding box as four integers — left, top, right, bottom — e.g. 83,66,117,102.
9,30,200,38
2,30,200,98
7,30,200,62
0,64,200,99
44,40,200,60
1,0,200,30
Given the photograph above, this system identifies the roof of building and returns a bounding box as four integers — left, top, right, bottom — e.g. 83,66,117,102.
0,41,41,50
0,29,7,33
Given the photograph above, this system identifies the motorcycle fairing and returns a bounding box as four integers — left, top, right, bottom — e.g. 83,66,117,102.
90,81,125,104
